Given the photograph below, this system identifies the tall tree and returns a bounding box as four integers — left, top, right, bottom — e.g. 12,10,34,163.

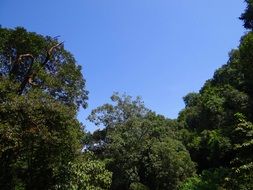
89,94,195,190
178,7,253,187
0,27,88,189
240,0,253,30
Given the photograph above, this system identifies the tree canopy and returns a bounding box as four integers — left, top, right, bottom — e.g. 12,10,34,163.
240,0,253,30
0,27,106,190
1,1,253,189
88,94,195,190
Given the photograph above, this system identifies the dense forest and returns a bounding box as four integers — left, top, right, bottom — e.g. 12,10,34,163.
0,1,253,190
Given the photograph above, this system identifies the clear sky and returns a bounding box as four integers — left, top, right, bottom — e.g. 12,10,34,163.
0,0,246,131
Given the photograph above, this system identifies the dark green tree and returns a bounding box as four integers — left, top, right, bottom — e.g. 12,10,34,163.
89,94,195,190
87,93,149,154
226,113,253,190
0,27,88,189
240,0,253,30
88,92,149,128
178,7,253,187
61,153,112,190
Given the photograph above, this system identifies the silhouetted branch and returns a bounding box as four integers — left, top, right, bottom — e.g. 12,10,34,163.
18,42,63,95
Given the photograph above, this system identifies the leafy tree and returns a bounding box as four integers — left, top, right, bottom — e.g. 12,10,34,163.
87,93,149,154
225,113,253,190
0,27,88,189
179,168,228,190
178,7,253,186
238,32,253,98
147,137,195,190
89,94,195,190
88,92,149,129
61,153,112,190
105,115,195,190
129,182,149,190
240,0,253,30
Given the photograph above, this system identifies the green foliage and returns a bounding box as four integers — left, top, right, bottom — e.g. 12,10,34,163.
177,4,253,186
88,92,149,129
105,117,195,190
180,169,228,190
178,26,253,189
147,137,196,190
0,89,84,189
238,32,253,97
2,2,253,189
0,27,88,189
63,154,112,190
179,176,202,190
87,93,150,155
240,0,253,30
224,113,253,190
129,182,149,190
0,27,88,108
89,94,195,190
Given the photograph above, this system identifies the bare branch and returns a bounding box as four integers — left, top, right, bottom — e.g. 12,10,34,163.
53,35,61,39
18,54,34,63
18,42,63,95
40,42,63,68
10,54,34,76
28,76,37,86
48,42,63,57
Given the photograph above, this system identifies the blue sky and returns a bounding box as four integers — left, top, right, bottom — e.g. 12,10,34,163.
0,0,246,131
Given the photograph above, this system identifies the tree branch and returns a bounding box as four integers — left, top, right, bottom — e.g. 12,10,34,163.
17,42,63,95
42,42,63,67
18,54,34,62
10,54,34,77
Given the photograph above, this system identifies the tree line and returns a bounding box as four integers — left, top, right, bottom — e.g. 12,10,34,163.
0,0,253,189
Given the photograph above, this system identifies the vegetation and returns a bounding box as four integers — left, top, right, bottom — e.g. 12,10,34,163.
88,93,195,189
0,27,109,189
0,0,253,189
